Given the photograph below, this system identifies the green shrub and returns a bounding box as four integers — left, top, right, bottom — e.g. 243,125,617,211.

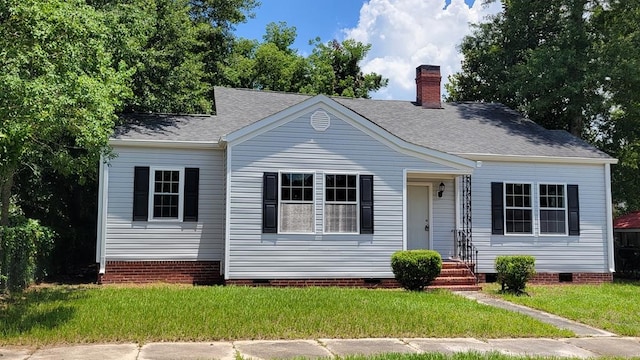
495,255,536,295
1,217,55,292
391,250,442,291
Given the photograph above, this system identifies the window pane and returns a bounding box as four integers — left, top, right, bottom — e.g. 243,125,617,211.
304,174,313,187
282,187,290,201
292,174,303,186
303,188,313,201
280,203,314,233
336,175,346,187
540,209,566,234
292,188,302,200
348,189,356,202
325,175,334,187
325,204,357,233
347,175,356,188
336,189,346,201
326,188,334,201
282,173,290,186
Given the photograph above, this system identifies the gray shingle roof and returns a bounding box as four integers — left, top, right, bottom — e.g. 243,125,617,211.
113,86,612,160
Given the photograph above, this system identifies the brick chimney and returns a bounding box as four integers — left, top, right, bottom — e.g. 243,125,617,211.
416,65,442,109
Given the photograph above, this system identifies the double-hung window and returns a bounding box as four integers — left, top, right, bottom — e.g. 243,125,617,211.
539,184,567,235
504,183,532,234
132,166,199,222
491,182,579,236
152,169,183,219
262,172,374,234
279,173,314,233
325,174,358,233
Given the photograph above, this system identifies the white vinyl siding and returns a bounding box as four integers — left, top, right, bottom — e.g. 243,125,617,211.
471,161,610,273
105,146,225,261
227,109,462,279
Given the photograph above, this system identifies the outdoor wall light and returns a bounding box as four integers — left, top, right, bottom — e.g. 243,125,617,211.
438,182,445,198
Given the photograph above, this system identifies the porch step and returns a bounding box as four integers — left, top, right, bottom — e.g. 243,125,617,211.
428,285,482,291
426,261,479,291
431,276,478,286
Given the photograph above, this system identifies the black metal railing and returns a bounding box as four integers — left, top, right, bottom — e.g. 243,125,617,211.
456,174,478,283
454,229,478,283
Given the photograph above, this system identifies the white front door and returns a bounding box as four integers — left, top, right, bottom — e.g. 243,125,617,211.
407,185,430,250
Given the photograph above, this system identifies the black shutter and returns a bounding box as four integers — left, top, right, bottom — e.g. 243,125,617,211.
491,182,504,235
183,168,199,222
262,172,278,233
360,175,374,234
133,166,150,221
568,184,580,235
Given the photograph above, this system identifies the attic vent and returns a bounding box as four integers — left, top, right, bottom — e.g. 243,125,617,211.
310,111,330,131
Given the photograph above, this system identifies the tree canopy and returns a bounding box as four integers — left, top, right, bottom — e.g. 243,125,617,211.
446,0,640,212
0,0,388,284
446,0,596,137
220,22,388,98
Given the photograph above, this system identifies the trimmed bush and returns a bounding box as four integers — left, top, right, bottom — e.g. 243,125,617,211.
391,250,442,291
495,255,536,295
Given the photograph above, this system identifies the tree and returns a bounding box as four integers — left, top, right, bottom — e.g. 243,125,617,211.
591,1,640,211
0,0,130,271
91,0,212,114
221,22,308,92
446,0,598,137
221,22,388,98
190,0,260,88
304,39,388,98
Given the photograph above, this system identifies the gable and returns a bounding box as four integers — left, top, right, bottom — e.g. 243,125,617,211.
224,95,476,173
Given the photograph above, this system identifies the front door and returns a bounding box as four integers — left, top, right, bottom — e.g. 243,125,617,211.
407,185,430,250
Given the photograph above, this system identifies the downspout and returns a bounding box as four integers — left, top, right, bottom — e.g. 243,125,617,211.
605,163,615,273
223,141,231,280
97,155,109,274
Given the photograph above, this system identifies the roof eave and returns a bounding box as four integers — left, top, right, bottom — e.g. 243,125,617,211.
109,138,220,149
456,153,618,165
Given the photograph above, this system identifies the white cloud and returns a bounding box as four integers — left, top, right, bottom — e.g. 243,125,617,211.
343,0,501,100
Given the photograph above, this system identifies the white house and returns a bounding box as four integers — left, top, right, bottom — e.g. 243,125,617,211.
96,65,617,286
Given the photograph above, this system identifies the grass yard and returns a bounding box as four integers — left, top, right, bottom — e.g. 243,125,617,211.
0,285,570,345
489,281,640,336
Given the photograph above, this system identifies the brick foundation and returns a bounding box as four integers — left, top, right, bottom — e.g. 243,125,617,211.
477,272,613,284
99,261,222,285
225,278,401,288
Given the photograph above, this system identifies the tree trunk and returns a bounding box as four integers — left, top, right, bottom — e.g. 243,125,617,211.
0,168,14,292
570,115,583,139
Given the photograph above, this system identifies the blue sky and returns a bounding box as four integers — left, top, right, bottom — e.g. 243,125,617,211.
234,0,500,100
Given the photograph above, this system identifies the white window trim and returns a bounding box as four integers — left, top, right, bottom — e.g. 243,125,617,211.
538,182,569,236
148,166,184,222
323,172,360,235
278,170,316,234
503,181,534,236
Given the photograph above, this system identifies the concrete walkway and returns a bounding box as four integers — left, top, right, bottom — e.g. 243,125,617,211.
2,292,639,359
455,291,617,337
2,337,640,359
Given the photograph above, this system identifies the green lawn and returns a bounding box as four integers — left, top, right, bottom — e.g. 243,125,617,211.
0,285,570,345
489,281,640,336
